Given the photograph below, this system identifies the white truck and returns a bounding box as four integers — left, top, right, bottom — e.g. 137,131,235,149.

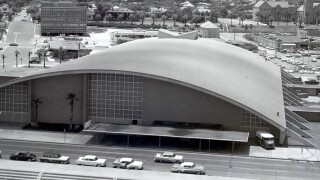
256,131,275,149
75,155,107,167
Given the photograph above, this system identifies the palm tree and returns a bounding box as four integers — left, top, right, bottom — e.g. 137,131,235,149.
229,12,234,26
276,11,281,25
161,15,167,26
172,14,178,26
14,50,20,68
182,15,188,26
151,14,156,25
240,15,246,26
140,12,145,25
193,15,201,26
298,16,303,28
59,46,63,64
66,93,78,130
32,98,42,127
28,51,32,68
1,54,5,69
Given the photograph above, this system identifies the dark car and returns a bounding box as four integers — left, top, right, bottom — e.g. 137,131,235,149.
9,43,18,46
305,79,319,85
39,152,70,164
10,152,37,161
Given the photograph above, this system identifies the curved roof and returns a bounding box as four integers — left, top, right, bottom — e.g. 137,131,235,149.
0,38,286,130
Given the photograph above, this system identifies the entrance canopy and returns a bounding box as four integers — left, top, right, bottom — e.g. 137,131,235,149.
83,123,249,142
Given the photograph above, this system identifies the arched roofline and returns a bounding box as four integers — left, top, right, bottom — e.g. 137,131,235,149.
0,69,286,131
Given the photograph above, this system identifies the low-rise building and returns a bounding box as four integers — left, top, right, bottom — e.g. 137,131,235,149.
48,40,91,60
199,21,220,38
106,7,134,20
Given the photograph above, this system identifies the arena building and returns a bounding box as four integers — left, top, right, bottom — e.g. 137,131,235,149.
0,38,318,148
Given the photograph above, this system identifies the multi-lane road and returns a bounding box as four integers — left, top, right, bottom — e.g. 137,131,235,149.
0,139,320,179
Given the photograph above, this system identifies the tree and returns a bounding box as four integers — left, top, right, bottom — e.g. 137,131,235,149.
14,50,20,68
128,14,135,24
182,15,188,26
276,11,281,25
255,11,261,25
28,51,32,68
161,15,167,26
243,24,249,34
306,12,310,25
151,14,156,25
298,16,303,28
7,12,13,21
66,93,78,130
94,14,102,21
0,12,3,22
1,54,5,69
209,11,219,23
26,6,39,15
32,99,42,127
268,16,274,26
240,14,246,26
117,14,124,23
140,12,145,25
172,14,178,26
106,14,113,22
192,15,201,26
228,12,236,26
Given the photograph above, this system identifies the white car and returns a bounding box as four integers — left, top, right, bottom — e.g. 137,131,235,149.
75,155,107,167
113,157,143,170
154,152,184,163
312,58,317,62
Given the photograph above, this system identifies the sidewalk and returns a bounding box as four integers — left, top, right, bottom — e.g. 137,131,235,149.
0,125,320,162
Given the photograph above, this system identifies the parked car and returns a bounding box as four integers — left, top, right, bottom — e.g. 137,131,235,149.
39,152,70,164
305,79,319,85
9,43,18,46
312,58,317,62
0,47,3,50
10,151,37,161
29,58,41,64
112,157,143,170
171,162,205,175
75,155,106,167
154,152,184,163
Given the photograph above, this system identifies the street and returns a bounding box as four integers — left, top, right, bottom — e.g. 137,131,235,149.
0,139,320,179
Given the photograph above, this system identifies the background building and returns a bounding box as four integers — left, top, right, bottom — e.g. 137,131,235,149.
40,1,87,36
298,0,320,25
253,1,297,23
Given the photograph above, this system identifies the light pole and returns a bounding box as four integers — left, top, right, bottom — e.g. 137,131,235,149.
14,50,20,68
28,51,32,68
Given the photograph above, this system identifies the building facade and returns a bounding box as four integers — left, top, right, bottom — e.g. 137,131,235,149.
0,38,316,147
253,1,297,23
40,1,87,36
298,0,320,25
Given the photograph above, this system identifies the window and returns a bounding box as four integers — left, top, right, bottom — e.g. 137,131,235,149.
241,109,269,128
88,73,143,123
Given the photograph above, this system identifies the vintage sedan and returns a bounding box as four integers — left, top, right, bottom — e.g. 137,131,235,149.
75,155,107,167
171,162,205,175
39,152,70,164
10,151,37,161
113,157,143,170
154,152,184,163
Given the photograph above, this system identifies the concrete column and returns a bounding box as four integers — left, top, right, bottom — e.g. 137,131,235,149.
279,129,286,145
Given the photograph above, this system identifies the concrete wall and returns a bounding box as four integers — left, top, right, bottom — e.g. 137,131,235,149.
31,74,84,125
142,78,242,131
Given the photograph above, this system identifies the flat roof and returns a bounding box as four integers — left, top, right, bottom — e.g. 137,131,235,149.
84,123,249,142
286,84,320,89
286,106,320,113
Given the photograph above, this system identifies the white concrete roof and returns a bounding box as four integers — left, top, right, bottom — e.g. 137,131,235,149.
0,38,287,130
